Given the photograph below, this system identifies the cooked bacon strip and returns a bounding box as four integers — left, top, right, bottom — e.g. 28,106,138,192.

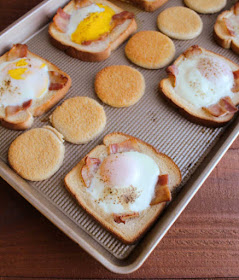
75,0,92,8
234,2,239,15
112,11,134,27
49,71,68,91
81,157,101,188
5,99,32,117
203,96,237,117
82,32,109,46
53,8,71,33
113,212,139,224
150,174,171,206
223,18,236,36
183,45,202,59
203,103,227,117
7,44,28,61
108,139,140,154
232,70,239,93
219,97,238,113
166,65,178,87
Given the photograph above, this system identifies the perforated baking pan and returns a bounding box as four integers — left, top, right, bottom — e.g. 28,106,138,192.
0,0,239,274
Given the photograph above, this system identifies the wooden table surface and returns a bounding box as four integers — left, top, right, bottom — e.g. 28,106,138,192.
0,1,239,279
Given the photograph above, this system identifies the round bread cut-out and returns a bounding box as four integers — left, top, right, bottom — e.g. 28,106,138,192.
157,6,203,40
8,126,65,181
95,65,145,107
125,31,175,69
184,0,226,14
50,96,106,144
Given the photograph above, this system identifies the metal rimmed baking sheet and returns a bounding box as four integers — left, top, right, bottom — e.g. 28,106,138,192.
0,0,238,273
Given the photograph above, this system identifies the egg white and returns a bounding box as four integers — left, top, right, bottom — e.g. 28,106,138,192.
175,54,234,108
0,57,49,107
87,151,160,214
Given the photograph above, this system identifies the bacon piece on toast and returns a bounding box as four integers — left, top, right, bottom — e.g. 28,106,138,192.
150,174,171,206
5,99,32,117
7,44,28,61
49,71,69,90
108,139,140,154
81,157,101,188
53,8,71,33
113,212,139,224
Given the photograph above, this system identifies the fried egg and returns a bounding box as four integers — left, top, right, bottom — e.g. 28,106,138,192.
87,151,160,214
67,3,115,44
175,54,234,108
0,57,49,107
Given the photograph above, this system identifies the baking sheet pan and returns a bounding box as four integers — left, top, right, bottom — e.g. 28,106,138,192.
0,0,239,273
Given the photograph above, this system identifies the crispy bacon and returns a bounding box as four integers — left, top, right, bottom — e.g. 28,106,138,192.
5,99,32,117
183,45,202,59
113,212,139,224
49,71,68,91
219,97,238,113
75,0,92,8
53,8,71,33
81,157,101,188
112,11,134,27
7,44,28,61
234,2,239,15
203,103,227,117
150,174,171,206
166,65,178,87
232,70,239,93
223,18,236,36
108,139,140,154
203,96,237,117
82,32,109,46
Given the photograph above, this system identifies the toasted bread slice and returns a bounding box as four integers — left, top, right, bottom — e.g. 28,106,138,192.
0,44,71,130
48,0,137,62
214,2,239,55
116,0,168,12
64,132,181,244
159,46,239,127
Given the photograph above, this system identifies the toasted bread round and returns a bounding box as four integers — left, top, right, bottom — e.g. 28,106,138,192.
118,0,168,12
157,7,203,40
64,132,181,244
48,0,137,62
95,65,145,107
50,97,106,144
125,31,175,69
184,0,226,14
8,126,65,181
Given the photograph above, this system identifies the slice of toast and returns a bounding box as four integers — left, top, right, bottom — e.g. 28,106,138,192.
48,0,137,62
0,44,71,130
159,46,239,127
116,0,168,12
214,2,239,55
64,132,181,244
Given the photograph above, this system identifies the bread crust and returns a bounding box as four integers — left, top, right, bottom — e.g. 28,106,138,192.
48,0,137,62
64,132,181,244
214,4,239,55
159,46,239,127
0,44,71,130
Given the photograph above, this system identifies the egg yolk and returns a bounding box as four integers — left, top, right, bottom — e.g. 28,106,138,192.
71,4,115,44
8,68,28,80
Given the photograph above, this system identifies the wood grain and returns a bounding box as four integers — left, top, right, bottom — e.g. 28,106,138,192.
0,0,239,279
